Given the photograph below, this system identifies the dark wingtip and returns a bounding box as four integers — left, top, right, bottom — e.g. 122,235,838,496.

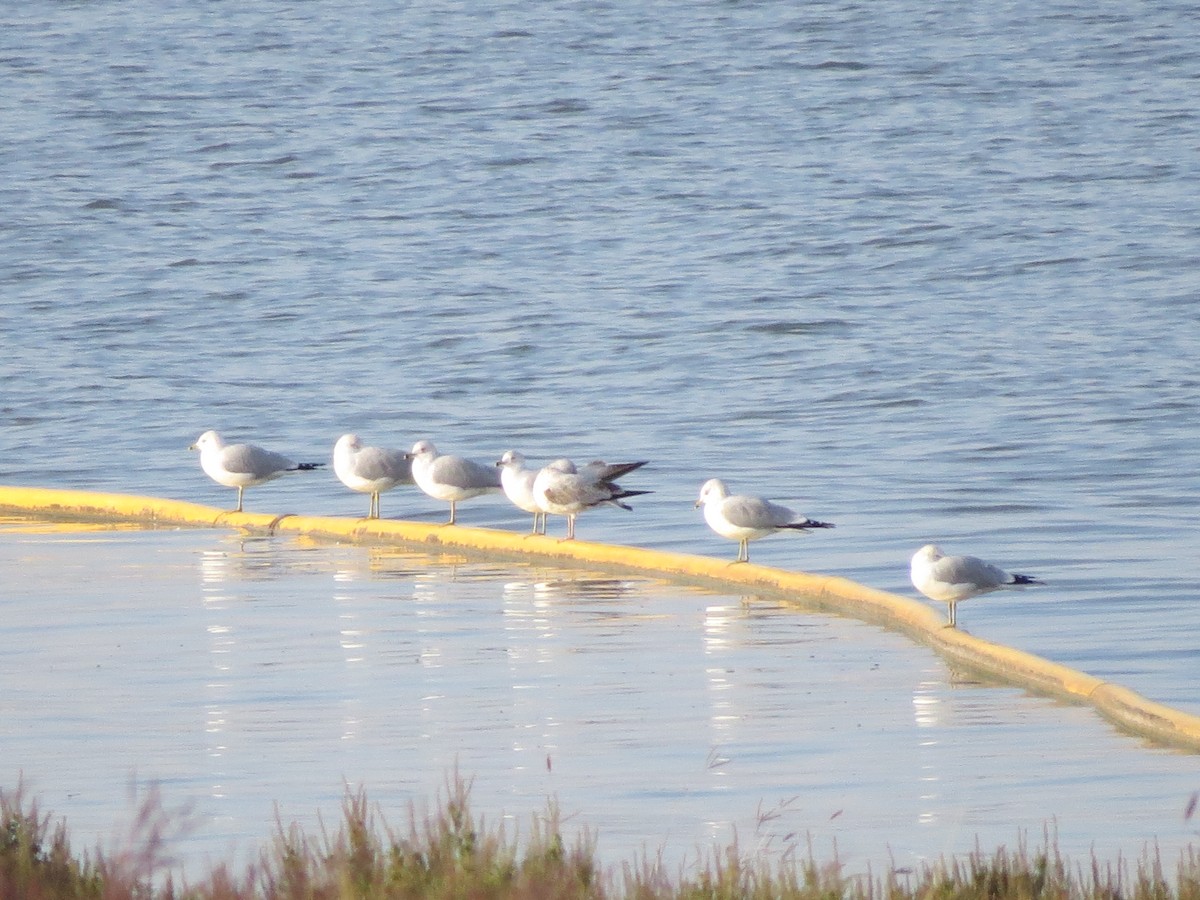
1011,574,1043,586
296,462,326,471
779,519,835,531
611,488,654,511
599,460,650,482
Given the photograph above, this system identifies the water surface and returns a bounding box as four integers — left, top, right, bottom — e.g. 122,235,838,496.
1,523,1197,879
2,0,1200,879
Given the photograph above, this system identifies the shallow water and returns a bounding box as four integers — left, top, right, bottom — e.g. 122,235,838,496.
1,522,1197,879
2,0,1200,880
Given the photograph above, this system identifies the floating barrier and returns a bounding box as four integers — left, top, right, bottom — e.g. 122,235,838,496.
2,483,1198,754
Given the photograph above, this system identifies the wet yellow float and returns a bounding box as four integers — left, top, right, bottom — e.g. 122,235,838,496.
1,483,1196,754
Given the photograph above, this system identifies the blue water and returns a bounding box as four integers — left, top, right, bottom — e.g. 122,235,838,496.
3,0,1200,880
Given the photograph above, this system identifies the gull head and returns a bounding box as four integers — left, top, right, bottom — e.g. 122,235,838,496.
190,430,222,452
406,440,437,461
496,449,525,469
913,544,945,565
335,433,362,453
695,478,730,508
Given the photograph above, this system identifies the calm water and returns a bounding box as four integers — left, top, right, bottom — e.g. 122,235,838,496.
2,0,1200,879
1,522,1196,880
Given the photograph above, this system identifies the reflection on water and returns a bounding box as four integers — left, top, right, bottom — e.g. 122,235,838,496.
913,679,940,827
502,579,561,776
913,669,1020,831
200,545,240,806
704,601,740,768
1,525,1197,879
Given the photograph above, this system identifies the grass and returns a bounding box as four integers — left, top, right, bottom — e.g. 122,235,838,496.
3,775,1199,900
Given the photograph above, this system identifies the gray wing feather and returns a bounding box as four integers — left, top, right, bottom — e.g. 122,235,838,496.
433,455,502,490
545,475,612,509
582,460,648,482
225,444,294,477
934,555,1008,590
723,496,795,529
356,447,412,483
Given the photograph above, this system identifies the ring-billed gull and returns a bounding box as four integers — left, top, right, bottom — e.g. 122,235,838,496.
190,430,324,513
910,544,1044,628
495,450,546,534
405,440,502,525
532,458,650,541
333,433,413,519
694,478,834,563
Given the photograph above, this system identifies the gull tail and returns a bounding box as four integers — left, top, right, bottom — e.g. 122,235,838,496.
610,488,654,511
780,518,835,531
1008,573,1043,586
294,462,326,471
591,460,649,481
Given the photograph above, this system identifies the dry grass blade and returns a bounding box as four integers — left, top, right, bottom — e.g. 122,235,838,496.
2,776,1200,899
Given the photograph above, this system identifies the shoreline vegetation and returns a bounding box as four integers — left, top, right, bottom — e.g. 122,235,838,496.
3,776,1198,900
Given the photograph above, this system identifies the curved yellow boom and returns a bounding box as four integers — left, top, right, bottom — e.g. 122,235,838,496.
2,484,1196,754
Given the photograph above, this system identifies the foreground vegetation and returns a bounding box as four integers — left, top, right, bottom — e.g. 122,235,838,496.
4,777,1199,900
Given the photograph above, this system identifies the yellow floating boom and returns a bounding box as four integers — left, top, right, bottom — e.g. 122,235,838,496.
1,483,1197,754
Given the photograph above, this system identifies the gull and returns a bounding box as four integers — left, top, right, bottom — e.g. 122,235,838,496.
333,433,413,519
910,543,1044,628
694,478,834,563
496,450,546,534
532,458,650,541
190,430,324,513
405,440,502,525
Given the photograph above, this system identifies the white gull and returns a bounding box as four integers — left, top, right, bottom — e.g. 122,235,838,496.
495,450,546,534
532,458,650,541
190,430,324,513
694,478,833,563
910,543,1044,628
406,440,502,525
333,433,413,519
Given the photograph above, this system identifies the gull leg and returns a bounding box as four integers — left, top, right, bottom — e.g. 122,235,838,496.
235,487,244,513
446,501,457,526
947,602,957,628
735,539,749,563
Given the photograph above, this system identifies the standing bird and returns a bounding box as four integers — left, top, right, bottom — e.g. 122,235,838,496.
190,430,324,513
333,433,413,519
405,440,502,525
694,478,834,563
910,543,1044,628
532,458,650,541
496,450,546,535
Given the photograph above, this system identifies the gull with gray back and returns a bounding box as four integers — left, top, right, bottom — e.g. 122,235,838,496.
694,478,834,563
496,450,546,534
532,457,651,541
333,433,413,519
406,440,502,525
190,430,324,513
910,543,1044,628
